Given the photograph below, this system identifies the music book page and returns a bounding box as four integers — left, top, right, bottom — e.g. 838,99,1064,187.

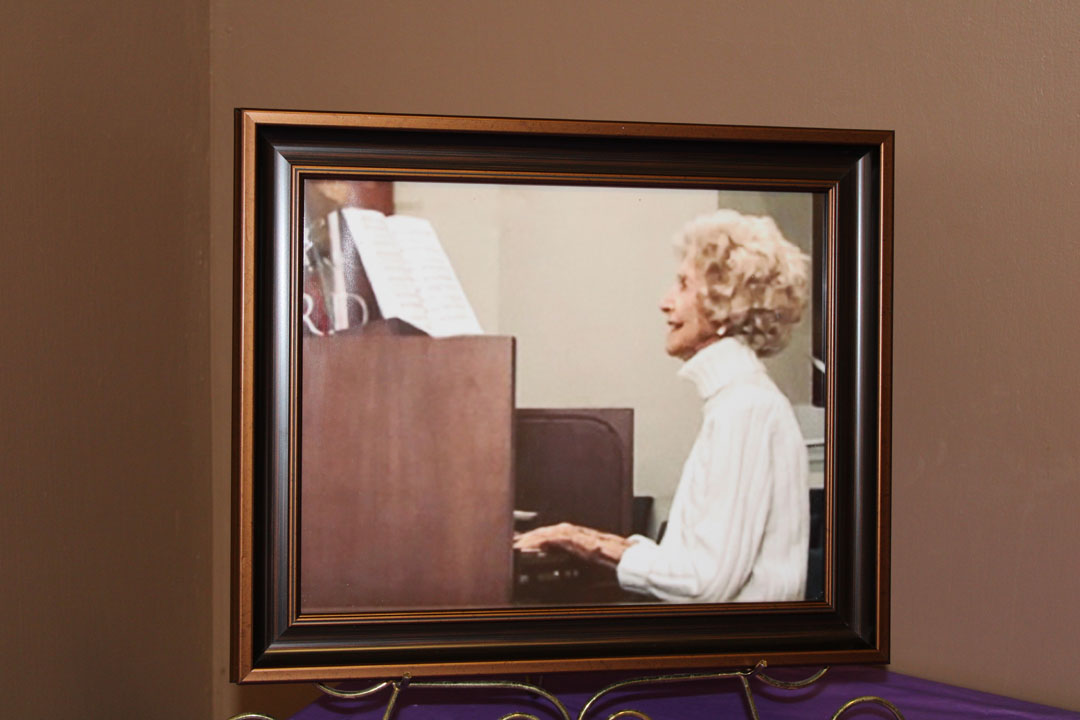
338,208,483,337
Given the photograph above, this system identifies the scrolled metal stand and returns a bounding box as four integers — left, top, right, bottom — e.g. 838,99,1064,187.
227,662,905,720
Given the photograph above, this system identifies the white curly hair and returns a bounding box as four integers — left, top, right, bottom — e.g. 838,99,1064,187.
676,209,809,358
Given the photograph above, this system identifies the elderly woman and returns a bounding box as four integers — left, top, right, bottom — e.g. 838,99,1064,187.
514,209,811,603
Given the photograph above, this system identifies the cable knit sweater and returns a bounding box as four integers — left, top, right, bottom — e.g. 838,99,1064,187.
617,337,809,603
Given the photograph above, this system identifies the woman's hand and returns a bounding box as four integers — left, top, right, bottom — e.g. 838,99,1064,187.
513,522,632,568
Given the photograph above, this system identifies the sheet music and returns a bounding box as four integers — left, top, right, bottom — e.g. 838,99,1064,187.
340,208,482,337
339,208,429,332
385,215,482,337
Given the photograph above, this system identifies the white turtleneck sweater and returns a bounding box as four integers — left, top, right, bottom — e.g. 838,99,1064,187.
617,337,809,603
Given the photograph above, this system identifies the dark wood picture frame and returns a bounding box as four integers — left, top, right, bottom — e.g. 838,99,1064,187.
232,110,893,683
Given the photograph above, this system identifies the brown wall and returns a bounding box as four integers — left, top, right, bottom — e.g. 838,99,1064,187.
0,1,213,718
4,1,1078,717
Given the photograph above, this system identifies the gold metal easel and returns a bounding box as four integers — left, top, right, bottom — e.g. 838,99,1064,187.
227,662,904,720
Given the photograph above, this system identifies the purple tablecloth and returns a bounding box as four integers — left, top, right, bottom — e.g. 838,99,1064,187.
287,665,1079,719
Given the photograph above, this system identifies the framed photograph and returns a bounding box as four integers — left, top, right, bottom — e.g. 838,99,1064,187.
232,110,893,682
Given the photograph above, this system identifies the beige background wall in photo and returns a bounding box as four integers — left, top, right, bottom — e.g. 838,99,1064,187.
4,1,1078,718
392,182,816,524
